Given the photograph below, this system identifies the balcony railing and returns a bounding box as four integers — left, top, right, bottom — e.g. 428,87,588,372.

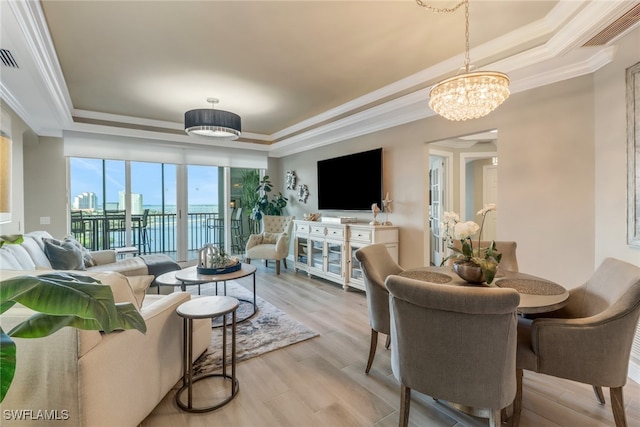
71,212,251,259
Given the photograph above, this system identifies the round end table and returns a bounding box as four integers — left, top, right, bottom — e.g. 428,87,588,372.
175,296,240,412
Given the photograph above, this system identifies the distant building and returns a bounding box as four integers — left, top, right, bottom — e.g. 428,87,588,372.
118,191,143,214
73,192,98,212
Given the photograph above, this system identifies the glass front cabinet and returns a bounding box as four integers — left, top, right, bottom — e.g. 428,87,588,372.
293,220,399,291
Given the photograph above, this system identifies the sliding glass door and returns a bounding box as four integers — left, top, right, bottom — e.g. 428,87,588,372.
130,162,177,255
69,157,259,262
187,165,222,262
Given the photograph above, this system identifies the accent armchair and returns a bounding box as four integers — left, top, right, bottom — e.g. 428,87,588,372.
245,215,295,275
387,274,520,427
513,257,640,427
354,244,404,373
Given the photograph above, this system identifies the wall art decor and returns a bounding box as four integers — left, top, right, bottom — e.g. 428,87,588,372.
286,170,297,190
297,184,309,203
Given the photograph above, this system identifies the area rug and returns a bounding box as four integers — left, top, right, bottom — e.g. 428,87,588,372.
187,282,319,375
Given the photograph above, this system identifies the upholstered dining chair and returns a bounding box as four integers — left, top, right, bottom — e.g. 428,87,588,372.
513,257,640,427
386,274,520,427
354,244,404,373
452,240,519,272
245,215,295,275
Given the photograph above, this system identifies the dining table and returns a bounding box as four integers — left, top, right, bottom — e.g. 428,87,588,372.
398,266,570,314
397,265,570,422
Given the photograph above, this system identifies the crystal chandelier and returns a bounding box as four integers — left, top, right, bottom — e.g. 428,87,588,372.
417,0,510,121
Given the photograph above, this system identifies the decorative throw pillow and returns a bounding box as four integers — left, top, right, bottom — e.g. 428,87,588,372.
43,238,85,270
262,232,280,244
71,271,143,310
126,275,154,308
64,234,96,268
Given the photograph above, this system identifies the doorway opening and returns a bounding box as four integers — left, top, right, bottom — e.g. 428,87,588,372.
425,130,498,266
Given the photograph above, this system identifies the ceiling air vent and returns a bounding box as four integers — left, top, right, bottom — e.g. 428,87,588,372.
583,3,640,46
0,49,19,68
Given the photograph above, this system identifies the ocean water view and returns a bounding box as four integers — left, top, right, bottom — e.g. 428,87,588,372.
143,204,219,214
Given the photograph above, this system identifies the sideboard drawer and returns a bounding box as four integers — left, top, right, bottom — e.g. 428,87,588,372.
326,227,345,239
296,223,310,234
310,225,326,236
349,228,372,243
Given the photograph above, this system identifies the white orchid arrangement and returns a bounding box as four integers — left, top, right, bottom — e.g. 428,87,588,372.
440,203,502,284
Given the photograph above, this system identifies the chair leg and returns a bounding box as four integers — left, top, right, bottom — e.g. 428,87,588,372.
385,334,391,349
276,260,281,275
365,329,378,374
283,258,288,269
489,408,501,427
511,368,523,427
610,387,627,427
246,258,251,264
593,385,606,404
399,385,411,427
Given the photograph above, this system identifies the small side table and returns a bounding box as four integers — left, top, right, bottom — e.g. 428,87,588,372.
175,296,240,412
114,246,139,258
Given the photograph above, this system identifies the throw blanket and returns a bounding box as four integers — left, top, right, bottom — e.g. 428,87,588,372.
140,254,181,285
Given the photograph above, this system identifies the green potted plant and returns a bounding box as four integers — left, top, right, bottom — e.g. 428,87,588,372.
240,170,261,234
0,272,146,402
250,175,288,221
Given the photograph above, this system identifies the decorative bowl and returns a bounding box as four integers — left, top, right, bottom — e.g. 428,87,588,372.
197,262,242,275
304,213,321,221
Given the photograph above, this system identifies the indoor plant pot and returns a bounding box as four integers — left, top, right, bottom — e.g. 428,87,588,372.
453,260,485,284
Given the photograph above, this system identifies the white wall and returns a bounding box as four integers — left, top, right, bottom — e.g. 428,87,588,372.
23,136,67,237
594,27,640,268
594,26,640,378
280,74,596,287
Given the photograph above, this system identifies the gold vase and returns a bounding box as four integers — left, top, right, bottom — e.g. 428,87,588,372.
453,260,484,284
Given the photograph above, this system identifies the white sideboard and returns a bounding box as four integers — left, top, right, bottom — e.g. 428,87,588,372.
293,220,399,291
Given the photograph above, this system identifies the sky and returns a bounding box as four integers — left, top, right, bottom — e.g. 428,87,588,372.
70,158,219,207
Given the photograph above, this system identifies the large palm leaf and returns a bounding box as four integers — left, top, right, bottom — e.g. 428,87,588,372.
0,272,146,402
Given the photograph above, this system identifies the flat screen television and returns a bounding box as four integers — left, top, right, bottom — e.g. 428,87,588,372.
317,148,383,211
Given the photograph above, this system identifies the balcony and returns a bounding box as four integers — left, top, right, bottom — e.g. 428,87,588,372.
70,211,252,260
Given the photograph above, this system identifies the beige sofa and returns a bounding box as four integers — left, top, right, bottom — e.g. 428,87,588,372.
0,268,211,427
0,231,181,288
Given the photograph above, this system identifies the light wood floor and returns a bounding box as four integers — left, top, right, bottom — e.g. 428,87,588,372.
142,264,640,427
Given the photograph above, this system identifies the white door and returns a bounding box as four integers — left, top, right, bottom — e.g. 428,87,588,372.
429,157,445,266
482,165,498,241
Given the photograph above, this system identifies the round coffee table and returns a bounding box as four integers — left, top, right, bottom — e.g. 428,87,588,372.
175,296,240,412
173,263,258,323
156,263,258,322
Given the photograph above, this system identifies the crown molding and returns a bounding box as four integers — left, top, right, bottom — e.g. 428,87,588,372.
2,0,633,159
271,1,585,142
72,109,273,143
67,121,271,152
269,42,615,158
510,46,616,94
8,0,73,128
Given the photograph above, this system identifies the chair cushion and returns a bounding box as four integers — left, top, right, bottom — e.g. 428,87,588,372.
0,244,37,270
19,235,53,269
246,244,279,260
516,317,537,370
262,232,280,244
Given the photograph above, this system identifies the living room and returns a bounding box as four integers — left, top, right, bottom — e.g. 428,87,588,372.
2,1,640,426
